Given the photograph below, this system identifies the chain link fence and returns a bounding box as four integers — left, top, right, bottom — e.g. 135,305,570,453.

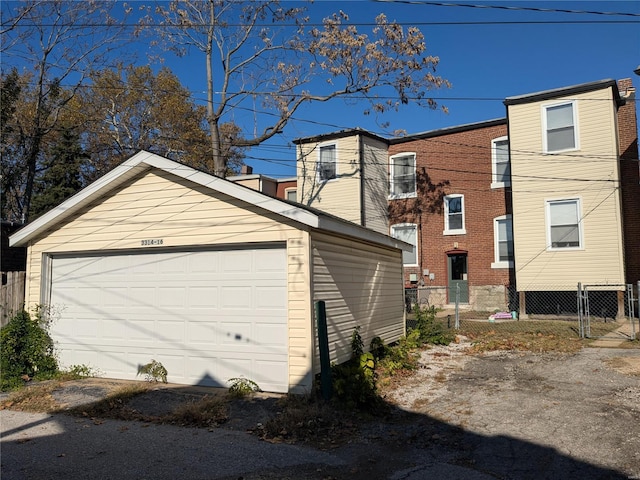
406,283,639,343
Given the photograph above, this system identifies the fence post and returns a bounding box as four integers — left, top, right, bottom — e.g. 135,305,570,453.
577,283,583,338
315,300,332,401
454,284,460,329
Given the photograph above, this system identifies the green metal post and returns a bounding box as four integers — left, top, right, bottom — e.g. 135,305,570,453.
315,300,332,400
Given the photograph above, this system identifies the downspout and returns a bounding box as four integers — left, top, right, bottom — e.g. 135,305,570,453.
359,134,366,227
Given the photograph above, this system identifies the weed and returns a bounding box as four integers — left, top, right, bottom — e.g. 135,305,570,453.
228,377,261,397
137,360,168,383
0,309,58,391
331,327,384,411
62,364,97,380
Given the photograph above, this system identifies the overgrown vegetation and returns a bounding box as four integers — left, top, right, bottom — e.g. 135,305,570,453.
137,360,168,383
331,327,381,411
0,309,58,391
228,377,261,398
412,305,455,345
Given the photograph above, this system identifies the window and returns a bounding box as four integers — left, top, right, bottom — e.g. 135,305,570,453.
492,215,514,268
285,188,297,202
547,199,582,249
444,194,465,235
391,224,418,265
491,137,510,188
389,153,416,197
317,144,337,182
544,102,577,152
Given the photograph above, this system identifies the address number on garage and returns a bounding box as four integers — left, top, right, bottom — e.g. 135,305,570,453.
141,239,164,246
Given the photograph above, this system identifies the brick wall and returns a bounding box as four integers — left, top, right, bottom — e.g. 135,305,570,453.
388,122,513,292
617,78,640,284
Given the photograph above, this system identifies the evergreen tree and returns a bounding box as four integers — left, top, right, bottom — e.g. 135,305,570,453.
30,128,86,219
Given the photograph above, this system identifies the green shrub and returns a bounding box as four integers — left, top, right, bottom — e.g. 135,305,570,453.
0,309,58,391
377,329,422,375
227,377,261,397
331,327,380,410
412,305,454,345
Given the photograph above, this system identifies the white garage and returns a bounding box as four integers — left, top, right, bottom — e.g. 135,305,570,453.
48,248,289,392
11,151,407,393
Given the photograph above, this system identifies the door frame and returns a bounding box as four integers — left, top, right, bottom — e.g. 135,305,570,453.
445,249,469,304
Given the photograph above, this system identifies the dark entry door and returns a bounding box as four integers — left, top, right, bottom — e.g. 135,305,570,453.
447,254,469,303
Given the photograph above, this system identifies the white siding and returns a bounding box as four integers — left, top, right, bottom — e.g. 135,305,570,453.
508,86,625,289
311,232,405,369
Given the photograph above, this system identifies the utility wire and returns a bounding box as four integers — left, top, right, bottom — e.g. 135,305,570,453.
372,0,640,17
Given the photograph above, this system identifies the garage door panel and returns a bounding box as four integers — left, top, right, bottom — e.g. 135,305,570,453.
159,287,186,307
256,250,287,272
255,324,289,346
222,252,252,273
256,286,287,309
49,248,288,392
189,286,218,308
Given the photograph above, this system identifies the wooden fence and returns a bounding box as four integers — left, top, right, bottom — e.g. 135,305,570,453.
1,271,26,327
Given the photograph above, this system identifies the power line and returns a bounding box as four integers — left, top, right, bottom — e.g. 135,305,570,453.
372,0,640,17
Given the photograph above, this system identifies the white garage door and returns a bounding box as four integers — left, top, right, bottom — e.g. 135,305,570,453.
48,247,289,392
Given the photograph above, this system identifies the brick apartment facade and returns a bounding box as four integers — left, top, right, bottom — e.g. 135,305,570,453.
387,119,512,310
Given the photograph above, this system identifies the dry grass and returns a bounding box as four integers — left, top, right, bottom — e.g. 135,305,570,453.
165,395,228,427
259,394,362,447
0,382,60,412
64,383,151,420
457,320,597,353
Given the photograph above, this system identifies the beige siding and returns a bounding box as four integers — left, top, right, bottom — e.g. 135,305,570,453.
232,177,261,191
24,169,314,392
297,136,362,224
311,232,405,370
286,232,314,393
362,136,390,235
508,86,625,289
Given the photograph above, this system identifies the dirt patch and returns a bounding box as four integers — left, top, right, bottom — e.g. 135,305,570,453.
604,355,640,376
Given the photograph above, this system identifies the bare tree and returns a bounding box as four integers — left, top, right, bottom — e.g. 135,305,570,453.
1,0,130,222
145,1,450,177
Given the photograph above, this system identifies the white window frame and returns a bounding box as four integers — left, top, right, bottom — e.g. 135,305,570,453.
443,194,466,235
492,215,514,269
391,223,418,266
542,101,579,153
491,136,510,189
546,198,583,251
284,188,297,202
389,152,417,199
317,142,337,183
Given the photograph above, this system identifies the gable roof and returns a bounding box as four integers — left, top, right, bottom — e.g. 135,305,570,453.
10,150,408,252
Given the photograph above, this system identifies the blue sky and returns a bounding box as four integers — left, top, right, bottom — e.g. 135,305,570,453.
4,1,638,178
206,0,638,178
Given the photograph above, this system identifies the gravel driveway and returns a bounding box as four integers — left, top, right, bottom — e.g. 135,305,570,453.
2,344,639,480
